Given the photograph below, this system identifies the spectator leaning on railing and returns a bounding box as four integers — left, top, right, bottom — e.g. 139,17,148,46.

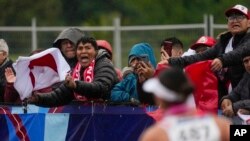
29,36,119,107
220,47,250,124
0,39,14,103
165,4,250,100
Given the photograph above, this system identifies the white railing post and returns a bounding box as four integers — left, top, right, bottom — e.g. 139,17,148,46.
113,17,122,69
209,15,214,38
32,18,37,51
203,14,208,36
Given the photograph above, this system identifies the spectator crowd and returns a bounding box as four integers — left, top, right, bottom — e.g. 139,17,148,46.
1,3,250,140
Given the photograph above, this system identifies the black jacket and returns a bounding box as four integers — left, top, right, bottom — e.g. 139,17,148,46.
169,29,250,88
0,58,13,103
34,50,119,107
220,72,250,113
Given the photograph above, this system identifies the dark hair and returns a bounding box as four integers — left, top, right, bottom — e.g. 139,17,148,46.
158,67,194,100
76,37,98,50
160,37,183,48
242,46,250,60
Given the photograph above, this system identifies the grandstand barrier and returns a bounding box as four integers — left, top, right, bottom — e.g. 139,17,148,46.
0,104,156,141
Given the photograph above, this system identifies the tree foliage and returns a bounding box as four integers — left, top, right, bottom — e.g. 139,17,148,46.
0,0,62,26
0,0,249,26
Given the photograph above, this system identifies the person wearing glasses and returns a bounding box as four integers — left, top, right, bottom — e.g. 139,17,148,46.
164,4,250,102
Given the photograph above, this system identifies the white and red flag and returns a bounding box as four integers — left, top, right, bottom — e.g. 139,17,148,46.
13,48,70,100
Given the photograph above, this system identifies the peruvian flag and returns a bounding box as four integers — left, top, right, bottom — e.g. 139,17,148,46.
13,48,70,100
185,60,218,114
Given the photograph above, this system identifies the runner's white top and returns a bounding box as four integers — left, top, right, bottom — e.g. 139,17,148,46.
159,114,221,141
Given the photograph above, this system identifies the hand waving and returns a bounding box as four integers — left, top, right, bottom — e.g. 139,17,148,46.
5,67,16,83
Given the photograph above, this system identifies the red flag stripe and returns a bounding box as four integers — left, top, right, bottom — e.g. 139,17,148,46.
28,53,58,87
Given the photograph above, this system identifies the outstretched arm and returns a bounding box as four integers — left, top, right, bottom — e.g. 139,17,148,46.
169,47,218,68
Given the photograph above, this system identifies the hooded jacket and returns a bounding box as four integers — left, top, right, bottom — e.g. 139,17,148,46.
128,43,157,68
33,49,119,107
111,43,156,105
53,27,84,48
53,27,84,69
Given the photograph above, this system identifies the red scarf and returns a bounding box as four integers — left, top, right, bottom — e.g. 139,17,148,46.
72,60,95,101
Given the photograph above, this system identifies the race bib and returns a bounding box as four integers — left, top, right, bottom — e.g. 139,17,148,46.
161,116,220,141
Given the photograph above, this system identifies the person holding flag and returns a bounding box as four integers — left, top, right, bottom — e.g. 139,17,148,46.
4,48,70,104
29,36,119,107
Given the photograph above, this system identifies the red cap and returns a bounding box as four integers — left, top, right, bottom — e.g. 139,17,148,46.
190,36,216,50
96,40,113,55
225,4,250,19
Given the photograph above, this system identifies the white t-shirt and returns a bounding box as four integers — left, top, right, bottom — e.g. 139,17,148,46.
224,37,233,53
182,49,196,57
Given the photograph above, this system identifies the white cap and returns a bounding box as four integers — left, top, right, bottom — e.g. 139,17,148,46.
143,78,182,102
225,4,250,19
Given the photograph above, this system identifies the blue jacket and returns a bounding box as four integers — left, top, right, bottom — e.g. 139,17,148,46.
111,73,138,102
111,43,156,102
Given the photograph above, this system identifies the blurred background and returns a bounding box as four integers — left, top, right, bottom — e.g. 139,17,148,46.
0,0,249,68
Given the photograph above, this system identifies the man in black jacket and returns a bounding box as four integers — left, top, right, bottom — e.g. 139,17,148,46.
30,37,119,107
167,4,250,99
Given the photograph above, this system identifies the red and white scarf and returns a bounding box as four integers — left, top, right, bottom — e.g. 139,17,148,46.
72,60,95,101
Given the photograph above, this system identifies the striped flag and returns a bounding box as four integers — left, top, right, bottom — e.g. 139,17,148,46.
13,48,70,100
